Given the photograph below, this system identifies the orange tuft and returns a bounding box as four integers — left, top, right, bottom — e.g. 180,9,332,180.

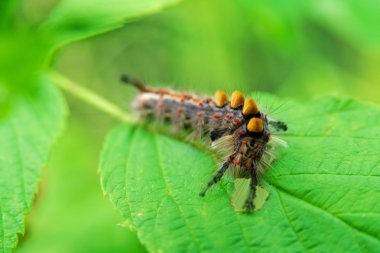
247,118,264,133
230,91,245,109
214,90,228,107
242,98,259,116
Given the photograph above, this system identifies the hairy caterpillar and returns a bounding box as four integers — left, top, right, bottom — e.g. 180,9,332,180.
121,75,288,212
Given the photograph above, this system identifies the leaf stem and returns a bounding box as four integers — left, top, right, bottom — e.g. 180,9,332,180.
50,72,134,124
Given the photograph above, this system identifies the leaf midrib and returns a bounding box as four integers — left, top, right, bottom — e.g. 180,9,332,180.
152,134,202,252
153,130,256,252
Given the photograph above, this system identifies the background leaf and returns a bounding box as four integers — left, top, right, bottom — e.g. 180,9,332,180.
0,32,52,93
100,96,380,252
16,119,146,253
0,0,20,27
0,81,65,253
308,0,380,48
41,0,183,48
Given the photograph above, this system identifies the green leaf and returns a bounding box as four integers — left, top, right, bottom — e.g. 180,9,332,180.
0,0,21,27
0,81,66,253
99,96,380,252
0,30,55,124
17,119,145,253
41,0,183,48
0,31,52,92
0,30,54,118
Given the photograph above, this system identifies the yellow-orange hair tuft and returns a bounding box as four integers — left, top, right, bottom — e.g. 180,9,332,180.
215,90,228,107
247,118,264,133
230,91,245,109
242,98,259,116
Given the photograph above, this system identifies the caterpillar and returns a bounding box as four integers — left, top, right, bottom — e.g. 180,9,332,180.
121,75,288,212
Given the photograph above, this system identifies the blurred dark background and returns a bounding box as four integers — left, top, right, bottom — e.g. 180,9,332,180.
17,0,380,252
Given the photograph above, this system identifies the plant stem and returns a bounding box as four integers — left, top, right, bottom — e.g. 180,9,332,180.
51,72,134,124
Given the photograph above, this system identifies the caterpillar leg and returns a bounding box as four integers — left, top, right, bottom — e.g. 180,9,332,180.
210,128,229,141
243,168,258,212
200,141,242,197
269,120,288,132
199,161,230,197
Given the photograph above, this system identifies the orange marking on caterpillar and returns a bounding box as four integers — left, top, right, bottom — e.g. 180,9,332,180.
213,113,221,120
233,118,241,125
158,89,169,97
225,114,233,120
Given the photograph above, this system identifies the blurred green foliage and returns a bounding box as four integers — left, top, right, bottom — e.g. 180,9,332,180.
1,0,379,252
56,0,380,105
42,0,183,47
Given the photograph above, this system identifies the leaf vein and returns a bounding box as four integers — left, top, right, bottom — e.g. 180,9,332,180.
284,134,379,140
123,127,137,223
152,134,201,252
10,117,28,210
274,184,380,243
274,173,380,178
276,189,308,252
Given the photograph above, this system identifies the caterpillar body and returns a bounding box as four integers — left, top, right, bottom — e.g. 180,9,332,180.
122,75,288,212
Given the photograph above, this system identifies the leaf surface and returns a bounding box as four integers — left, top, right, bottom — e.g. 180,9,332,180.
100,96,380,252
0,81,66,253
41,0,183,47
